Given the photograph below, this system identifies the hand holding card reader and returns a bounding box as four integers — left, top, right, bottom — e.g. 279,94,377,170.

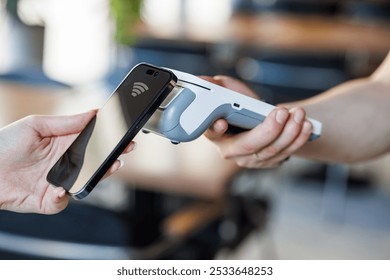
47,63,321,199
143,68,322,144
47,63,177,199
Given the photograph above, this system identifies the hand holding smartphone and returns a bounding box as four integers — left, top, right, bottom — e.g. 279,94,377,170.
47,63,177,199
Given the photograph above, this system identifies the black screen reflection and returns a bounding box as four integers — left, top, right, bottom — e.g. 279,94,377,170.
47,116,97,191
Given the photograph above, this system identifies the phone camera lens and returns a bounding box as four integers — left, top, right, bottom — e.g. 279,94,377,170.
153,71,159,77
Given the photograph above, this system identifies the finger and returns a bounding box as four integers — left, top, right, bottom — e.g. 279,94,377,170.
238,120,313,169
102,142,135,181
254,107,306,161
45,187,69,214
107,159,124,175
218,107,290,159
123,141,137,154
204,119,229,141
233,149,290,169
232,152,284,169
102,159,124,180
276,120,313,158
30,110,97,137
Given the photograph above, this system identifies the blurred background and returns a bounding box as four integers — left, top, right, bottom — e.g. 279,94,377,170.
0,0,390,259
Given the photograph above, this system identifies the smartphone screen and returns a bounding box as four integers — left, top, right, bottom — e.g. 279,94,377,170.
47,63,176,199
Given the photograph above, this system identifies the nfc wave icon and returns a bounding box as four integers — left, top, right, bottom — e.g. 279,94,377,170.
132,82,149,97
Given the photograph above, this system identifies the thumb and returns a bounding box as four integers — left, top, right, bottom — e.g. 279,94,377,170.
32,110,97,137
204,119,229,141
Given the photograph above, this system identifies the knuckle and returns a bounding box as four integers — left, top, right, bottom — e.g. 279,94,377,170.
263,119,284,136
241,142,258,155
262,145,279,159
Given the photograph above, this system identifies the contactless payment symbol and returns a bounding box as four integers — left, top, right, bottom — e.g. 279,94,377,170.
132,82,149,97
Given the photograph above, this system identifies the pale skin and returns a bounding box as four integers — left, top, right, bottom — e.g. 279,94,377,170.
0,110,135,214
204,51,390,168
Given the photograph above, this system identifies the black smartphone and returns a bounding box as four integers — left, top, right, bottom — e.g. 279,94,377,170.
47,63,177,199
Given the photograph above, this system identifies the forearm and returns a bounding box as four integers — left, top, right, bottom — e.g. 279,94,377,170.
281,77,390,163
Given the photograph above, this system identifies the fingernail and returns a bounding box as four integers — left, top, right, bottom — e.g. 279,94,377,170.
303,121,313,134
131,141,137,151
292,108,305,124
276,109,289,124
